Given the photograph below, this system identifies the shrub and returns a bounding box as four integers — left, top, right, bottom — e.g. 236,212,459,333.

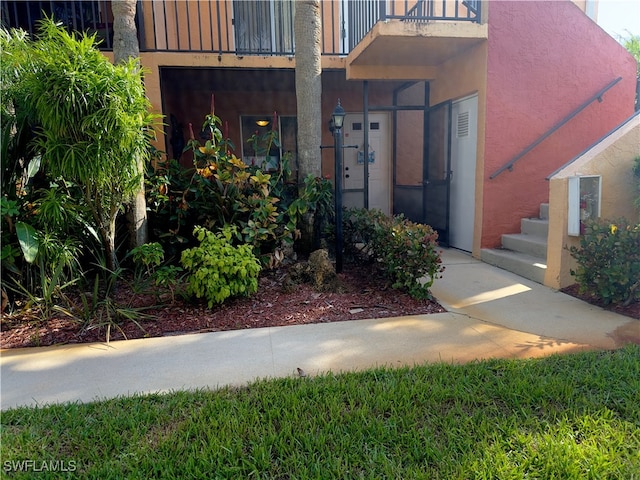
146,107,333,266
569,219,640,305
181,226,261,307
11,19,158,272
129,242,165,275
633,156,640,214
343,208,444,299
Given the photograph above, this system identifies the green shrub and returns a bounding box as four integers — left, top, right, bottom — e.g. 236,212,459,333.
633,156,640,214
129,242,165,275
569,219,640,305
146,108,332,267
344,208,444,299
181,226,261,307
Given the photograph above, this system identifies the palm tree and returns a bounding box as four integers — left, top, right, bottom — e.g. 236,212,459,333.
112,0,148,248
295,0,322,180
295,0,323,250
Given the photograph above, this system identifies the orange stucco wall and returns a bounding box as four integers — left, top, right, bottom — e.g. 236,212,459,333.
482,0,636,249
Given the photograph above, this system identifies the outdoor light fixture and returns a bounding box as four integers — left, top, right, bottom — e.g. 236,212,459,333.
256,119,269,127
332,99,345,273
331,99,346,130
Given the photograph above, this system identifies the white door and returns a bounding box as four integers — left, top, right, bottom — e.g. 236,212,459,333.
342,113,391,215
449,95,478,252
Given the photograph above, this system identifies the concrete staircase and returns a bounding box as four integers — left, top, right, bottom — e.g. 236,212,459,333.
480,203,549,284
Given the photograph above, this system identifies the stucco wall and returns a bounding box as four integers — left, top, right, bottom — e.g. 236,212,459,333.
546,114,640,289
482,0,636,249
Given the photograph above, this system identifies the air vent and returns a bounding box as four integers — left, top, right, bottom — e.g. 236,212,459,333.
457,111,469,138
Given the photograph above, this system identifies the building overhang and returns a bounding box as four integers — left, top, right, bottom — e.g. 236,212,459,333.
346,20,488,81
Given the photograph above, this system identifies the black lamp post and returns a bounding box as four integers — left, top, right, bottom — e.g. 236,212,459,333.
332,99,346,273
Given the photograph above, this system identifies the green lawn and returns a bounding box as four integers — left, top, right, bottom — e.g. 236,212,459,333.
2,346,639,479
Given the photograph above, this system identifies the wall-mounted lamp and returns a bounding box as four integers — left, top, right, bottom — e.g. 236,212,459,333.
256,119,270,127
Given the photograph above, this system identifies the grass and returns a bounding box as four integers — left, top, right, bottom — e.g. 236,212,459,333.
2,346,639,479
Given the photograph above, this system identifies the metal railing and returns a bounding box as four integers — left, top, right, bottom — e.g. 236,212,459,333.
489,77,623,179
1,0,481,55
1,1,114,49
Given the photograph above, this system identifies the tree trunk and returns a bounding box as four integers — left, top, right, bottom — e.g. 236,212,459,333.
295,0,322,180
112,0,148,249
295,0,322,253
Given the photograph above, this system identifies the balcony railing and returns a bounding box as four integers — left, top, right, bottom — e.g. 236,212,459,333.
1,0,481,55
1,1,114,49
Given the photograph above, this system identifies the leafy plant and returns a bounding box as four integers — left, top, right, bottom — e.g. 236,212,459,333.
147,105,332,267
129,242,165,275
569,218,640,306
13,18,159,271
344,208,444,299
152,265,184,303
181,226,262,307
127,242,184,301
633,156,640,214
78,266,153,344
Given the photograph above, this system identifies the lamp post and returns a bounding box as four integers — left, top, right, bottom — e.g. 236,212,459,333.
332,99,346,273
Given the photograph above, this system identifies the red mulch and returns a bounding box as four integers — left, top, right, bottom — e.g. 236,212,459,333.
560,284,640,320
0,262,445,349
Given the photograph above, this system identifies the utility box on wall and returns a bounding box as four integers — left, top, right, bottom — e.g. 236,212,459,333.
568,175,601,236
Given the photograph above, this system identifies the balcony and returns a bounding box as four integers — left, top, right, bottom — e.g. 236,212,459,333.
1,1,114,48
2,0,483,57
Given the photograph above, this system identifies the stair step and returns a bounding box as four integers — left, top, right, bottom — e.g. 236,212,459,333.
481,248,547,284
521,217,549,237
501,233,548,258
540,203,549,220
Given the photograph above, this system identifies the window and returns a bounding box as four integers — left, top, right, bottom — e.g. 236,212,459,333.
240,115,297,172
233,0,295,54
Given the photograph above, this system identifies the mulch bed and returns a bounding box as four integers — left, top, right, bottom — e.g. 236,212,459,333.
560,284,640,320
0,262,445,349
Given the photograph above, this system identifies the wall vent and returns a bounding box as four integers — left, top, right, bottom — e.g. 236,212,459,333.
457,111,469,138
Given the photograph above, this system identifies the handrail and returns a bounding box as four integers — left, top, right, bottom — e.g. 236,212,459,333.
489,76,623,179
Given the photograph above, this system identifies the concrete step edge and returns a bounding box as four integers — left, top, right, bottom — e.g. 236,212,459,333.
501,233,548,258
480,248,546,284
521,218,549,237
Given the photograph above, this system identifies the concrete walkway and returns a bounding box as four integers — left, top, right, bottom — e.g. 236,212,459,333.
1,249,637,410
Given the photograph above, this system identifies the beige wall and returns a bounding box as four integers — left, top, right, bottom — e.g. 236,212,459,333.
545,114,639,289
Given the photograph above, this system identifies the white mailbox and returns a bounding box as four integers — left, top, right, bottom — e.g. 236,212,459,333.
568,175,601,236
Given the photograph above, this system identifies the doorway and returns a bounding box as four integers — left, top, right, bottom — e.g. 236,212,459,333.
342,112,392,215
391,83,477,249
449,94,478,252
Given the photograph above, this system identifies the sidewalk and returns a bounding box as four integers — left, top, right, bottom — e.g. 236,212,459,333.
1,249,637,410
